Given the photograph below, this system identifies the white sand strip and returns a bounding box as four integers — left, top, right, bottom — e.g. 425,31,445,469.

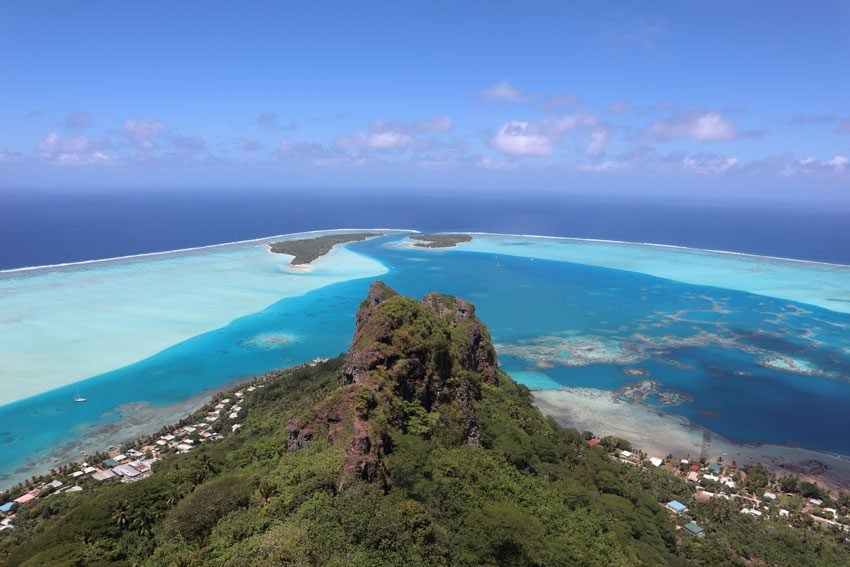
0,230,402,406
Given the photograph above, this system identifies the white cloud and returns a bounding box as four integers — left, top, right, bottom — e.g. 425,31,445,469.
828,155,848,169
49,151,114,165
797,155,849,173
491,121,553,156
585,130,609,157
477,156,518,170
480,80,524,102
679,155,739,174
335,116,452,152
365,131,412,150
337,130,412,151
123,118,166,150
576,149,740,176
576,160,630,172
491,115,598,157
37,132,93,153
278,140,368,167
33,132,115,165
641,112,741,142
0,149,27,164
37,132,111,153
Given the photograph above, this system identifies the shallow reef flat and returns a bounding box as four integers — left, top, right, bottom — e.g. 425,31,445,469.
533,387,850,492
458,233,850,314
0,230,395,406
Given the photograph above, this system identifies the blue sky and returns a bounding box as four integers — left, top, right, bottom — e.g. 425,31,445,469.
1,1,849,200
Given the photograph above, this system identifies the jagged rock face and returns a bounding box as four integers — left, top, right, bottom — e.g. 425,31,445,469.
341,281,399,386
423,293,498,385
302,281,499,486
342,282,498,389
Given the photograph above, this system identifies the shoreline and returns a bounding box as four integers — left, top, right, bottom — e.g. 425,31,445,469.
4,227,848,276
533,387,850,493
0,228,419,275
8,372,850,496
267,232,386,266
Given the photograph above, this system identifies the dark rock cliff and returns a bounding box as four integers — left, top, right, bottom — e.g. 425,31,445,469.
293,281,500,486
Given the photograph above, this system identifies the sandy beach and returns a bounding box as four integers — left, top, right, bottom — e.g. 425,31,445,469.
534,387,850,493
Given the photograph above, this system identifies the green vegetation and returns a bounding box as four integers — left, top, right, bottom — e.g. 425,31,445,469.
2,284,849,566
267,232,382,264
409,233,472,248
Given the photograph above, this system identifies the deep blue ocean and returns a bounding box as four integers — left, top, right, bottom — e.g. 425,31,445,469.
2,189,850,489
2,188,850,269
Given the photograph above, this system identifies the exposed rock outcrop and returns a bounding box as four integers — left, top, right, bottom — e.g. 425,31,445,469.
340,281,398,386
293,281,499,487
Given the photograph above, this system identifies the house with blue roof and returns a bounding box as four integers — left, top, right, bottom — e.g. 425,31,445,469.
666,500,689,514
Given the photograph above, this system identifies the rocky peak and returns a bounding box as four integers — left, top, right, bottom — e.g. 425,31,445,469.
423,292,498,385
294,282,501,486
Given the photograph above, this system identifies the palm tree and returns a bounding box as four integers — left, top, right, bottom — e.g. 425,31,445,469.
258,481,278,504
199,454,214,475
111,500,130,529
132,516,152,537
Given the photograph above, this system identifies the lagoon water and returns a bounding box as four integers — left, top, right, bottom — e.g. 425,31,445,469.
2,231,850,488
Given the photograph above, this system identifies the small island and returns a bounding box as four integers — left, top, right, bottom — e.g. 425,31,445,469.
409,233,472,248
268,232,382,265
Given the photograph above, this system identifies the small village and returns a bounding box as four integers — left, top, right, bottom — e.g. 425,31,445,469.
587,435,850,540
0,358,332,533
0,382,262,533
3,362,850,548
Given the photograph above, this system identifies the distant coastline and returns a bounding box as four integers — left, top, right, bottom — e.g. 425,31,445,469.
0,228,418,275
5,228,850,276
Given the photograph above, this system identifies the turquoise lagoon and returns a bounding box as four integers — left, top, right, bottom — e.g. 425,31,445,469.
2,232,850,488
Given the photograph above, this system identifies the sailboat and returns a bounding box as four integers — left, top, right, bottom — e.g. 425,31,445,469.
74,389,87,403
